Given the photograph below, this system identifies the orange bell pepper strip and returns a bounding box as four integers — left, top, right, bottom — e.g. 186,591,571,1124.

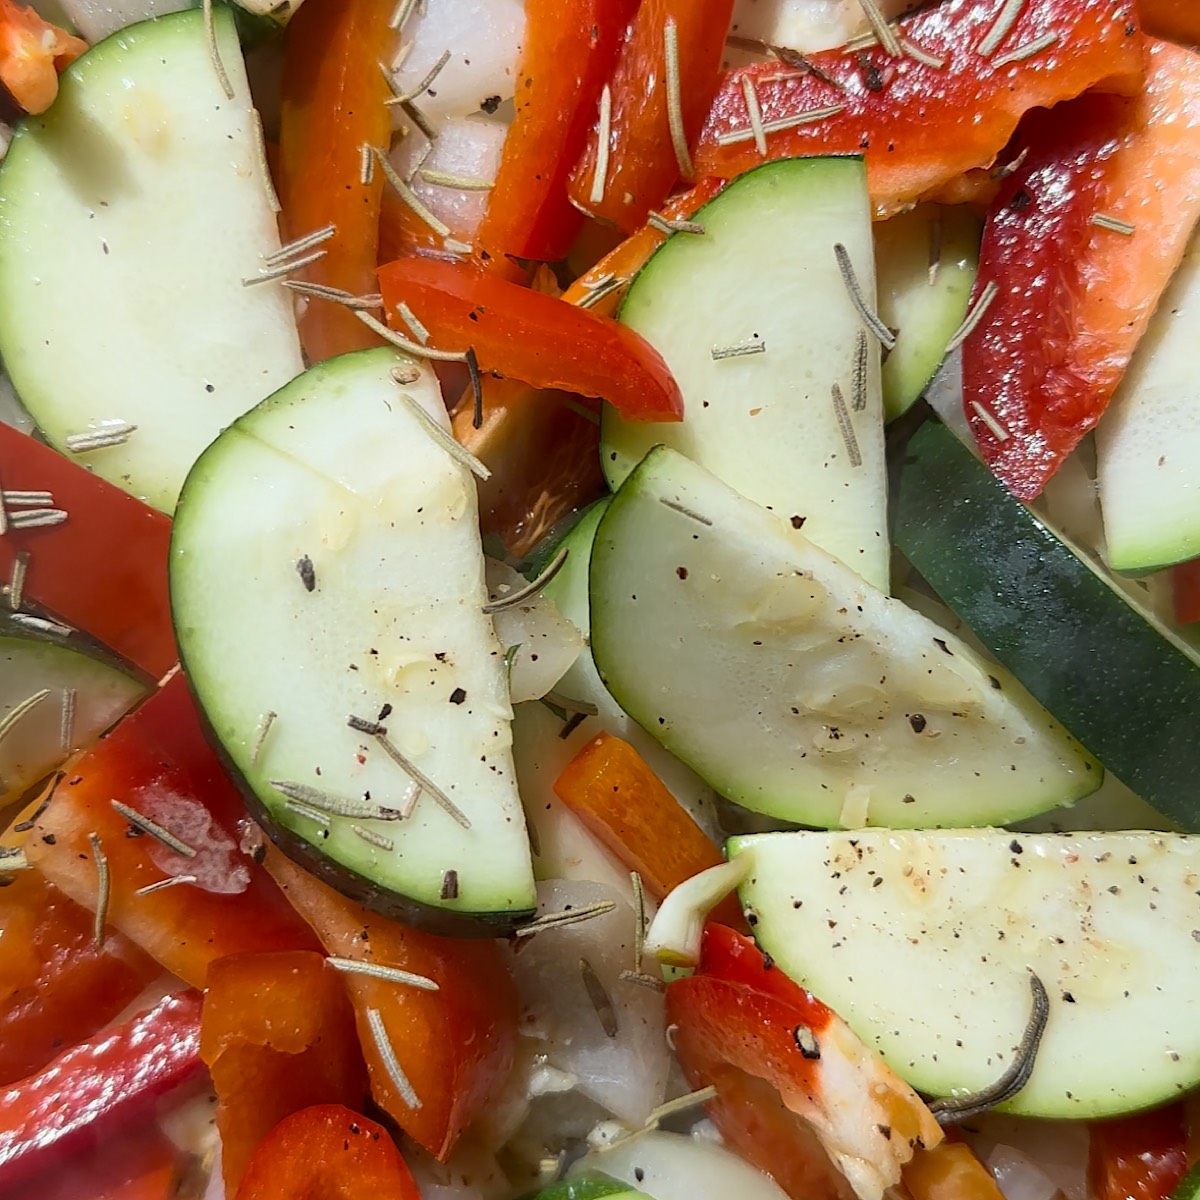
475,0,638,267
694,0,1143,219
567,0,734,234
666,925,941,1200
0,866,158,1088
0,424,175,680
264,847,518,1162
553,731,744,929
377,256,684,422
1089,1106,1190,1200
24,675,321,987
964,38,1200,498
277,0,396,363
903,1144,1006,1200
0,0,85,116
234,1105,421,1200
201,951,369,1196
0,990,204,1195
1140,0,1200,45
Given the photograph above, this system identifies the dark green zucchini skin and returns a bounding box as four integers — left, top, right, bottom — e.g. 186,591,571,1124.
1171,1159,1200,1200
893,419,1200,830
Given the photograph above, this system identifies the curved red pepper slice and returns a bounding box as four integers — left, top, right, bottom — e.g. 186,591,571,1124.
694,0,1142,218
476,0,637,266
378,257,684,422
567,0,734,234
0,425,174,680
234,1105,421,1200
1140,0,1200,44
963,38,1200,498
0,990,204,1195
1088,1106,1189,1200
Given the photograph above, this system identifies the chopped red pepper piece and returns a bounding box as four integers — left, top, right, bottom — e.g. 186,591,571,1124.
1140,0,1200,45
666,925,941,1200
234,1105,420,1200
0,990,204,1195
25,675,321,987
964,38,1200,498
476,0,637,265
0,0,85,115
566,0,734,233
378,256,683,422
0,425,175,680
553,731,744,928
15,1126,186,1200
201,951,369,1196
264,847,517,1162
1089,1106,1189,1200
694,0,1143,218
0,866,158,1088
277,0,396,362
903,1144,1006,1200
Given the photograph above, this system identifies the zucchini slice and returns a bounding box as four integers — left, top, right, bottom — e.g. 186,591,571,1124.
589,446,1099,830
603,157,890,591
875,204,980,422
894,418,1200,829
733,829,1200,1118
171,347,536,934
1096,228,1200,573
0,8,302,513
1,627,147,808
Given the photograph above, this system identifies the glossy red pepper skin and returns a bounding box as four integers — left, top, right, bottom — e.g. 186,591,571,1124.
666,926,853,1200
964,38,1200,498
0,867,158,1088
25,675,321,987
277,0,395,362
234,1105,421,1200
694,0,1142,218
0,425,174,680
567,0,734,233
1089,1106,1189,1200
1140,0,1200,45
0,990,204,1195
476,0,637,266
378,256,684,422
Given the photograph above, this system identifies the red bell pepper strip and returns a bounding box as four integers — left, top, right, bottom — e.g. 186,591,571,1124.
378,256,684,422
0,866,158,1088
963,38,1200,498
202,951,369,1196
666,924,941,1200
264,847,518,1162
1089,1106,1190,1200
553,731,745,929
0,990,204,1195
18,1127,186,1200
24,675,321,987
0,0,85,115
0,425,175,680
694,0,1143,219
277,0,396,363
566,0,734,234
1140,0,1200,45
234,1105,421,1200
475,0,637,266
